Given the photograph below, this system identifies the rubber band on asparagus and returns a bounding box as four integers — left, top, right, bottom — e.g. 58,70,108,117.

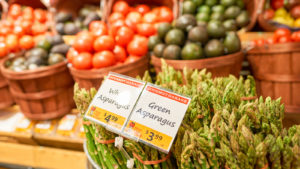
95,136,115,144
132,151,171,165
241,96,257,101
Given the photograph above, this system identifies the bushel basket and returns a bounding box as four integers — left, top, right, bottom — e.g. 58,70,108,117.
151,51,244,78
0,60,14,109
0,59,74,120
69,55,149,90
247,42,300,115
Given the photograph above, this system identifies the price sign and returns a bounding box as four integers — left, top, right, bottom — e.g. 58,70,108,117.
123,84,191,153
85,72,146,134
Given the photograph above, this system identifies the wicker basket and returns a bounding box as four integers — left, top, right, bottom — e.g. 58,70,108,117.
0,59,75,120
69,55,149,90
151,51,244,78
103,0,179,23
247,42,300,114
0,59,14,109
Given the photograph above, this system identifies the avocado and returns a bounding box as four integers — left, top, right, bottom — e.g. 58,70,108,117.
196,12,210,22
224,31,241,54
188,26,208,44
50,44,70,55
29,48,48,60
52,35,64,45
212,5,225,14
207,20,226,38
55,23,65,35
205,39,224,57
165,29,186,46
193,0,204,6
153,43,166,58
163,45,181,60
223,19,238,31
210,12,224,21
197,21,207,27
28,63,39,70
224,6,241,19
10,64,27,72
27,55,47,66
174,14,197,31
183,1,197,14
79,7,92,18
181,43,204,60
37,39,52,52
236,11,250,28
220,0,236,7
205,0,218,7
197,5,211,14
55,12,73,23
83,12,101,27
148,36,162,51
12,57,26,67
74,18,84,29
48,53,65,65
64,22,79,35
236,0,245,8
158,22,172,39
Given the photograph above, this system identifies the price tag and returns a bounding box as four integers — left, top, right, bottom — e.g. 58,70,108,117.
123,84,191,153
85,72,146,134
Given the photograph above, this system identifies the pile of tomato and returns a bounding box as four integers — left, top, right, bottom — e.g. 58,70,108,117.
0,4,51,57
67,1,173,70
253,28,300,46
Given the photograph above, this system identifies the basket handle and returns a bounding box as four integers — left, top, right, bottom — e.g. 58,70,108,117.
0,0,8,20
257,0,266,15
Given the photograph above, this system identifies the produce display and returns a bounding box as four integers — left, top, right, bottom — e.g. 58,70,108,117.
252,28,300,46
5,35,69,72
181,0,250,31
0,4,51,57
74,62,300,169
68,1,174,70
148,14,241,60
263,0,300,28
55,5,101,35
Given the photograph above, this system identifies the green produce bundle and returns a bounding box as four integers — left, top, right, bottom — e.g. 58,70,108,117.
74,61,300,169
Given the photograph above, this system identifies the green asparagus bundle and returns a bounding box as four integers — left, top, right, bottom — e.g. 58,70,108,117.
74,60,300,169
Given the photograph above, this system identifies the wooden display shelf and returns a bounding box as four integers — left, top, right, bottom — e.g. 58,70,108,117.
0,142,86,169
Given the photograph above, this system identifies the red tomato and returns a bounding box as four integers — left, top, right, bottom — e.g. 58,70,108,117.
67,47,79,63
254,39,265,47
291,5,300,19
125,12,142,32
23,12,34,21
143,12,158,23
124,55,140,64
73,35,94,52
263,9,275,20
0,36,5,42
31,24,47,35
21,20,32,33
292,32,300,42
135,5,151,15
115,26,134,46
0,27,11,36
278,36,291,43
266,37,277,44
91,24,108,37
110,19,126,37
76,31,94,38
137,23,156,37
92,51,116,68
274,28,291,39
89,21,107,32
271,0,284,10
73,52,93,70
5,34,19,52
23,6,34,15
34,9,47,23
113,45,127,62
13,26,25,37
127,38,148,56
9,4,22,18
93,35,115,52
19,35,34,50
0,42,8,57
113,1,130,16
158,7,173,23
109,12,125,24
152,8,161,15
